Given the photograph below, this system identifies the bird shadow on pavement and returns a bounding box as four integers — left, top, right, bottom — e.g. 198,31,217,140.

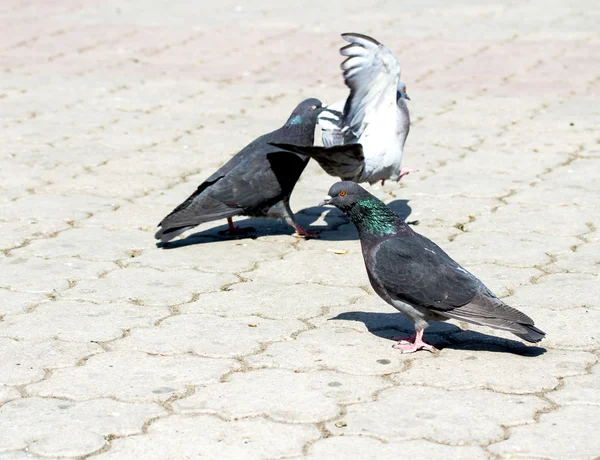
331,311,547,357
157,199,414,248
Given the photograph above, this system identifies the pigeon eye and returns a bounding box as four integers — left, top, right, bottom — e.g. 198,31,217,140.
339,190,347,197
403,87,407,92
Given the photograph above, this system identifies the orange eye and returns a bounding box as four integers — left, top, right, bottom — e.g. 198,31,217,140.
403,87,407,92
339,190,347,197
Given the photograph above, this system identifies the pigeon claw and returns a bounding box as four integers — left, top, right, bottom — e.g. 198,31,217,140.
397,166,418,180
392,330,438,354
292,224,319,239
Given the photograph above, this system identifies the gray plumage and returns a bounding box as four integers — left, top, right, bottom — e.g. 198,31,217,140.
155,98,322,242
280,33,411,185
321,182,545,347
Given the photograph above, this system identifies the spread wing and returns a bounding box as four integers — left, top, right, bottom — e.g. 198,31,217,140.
340,33,401,139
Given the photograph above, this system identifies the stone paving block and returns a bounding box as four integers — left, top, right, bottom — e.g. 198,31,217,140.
547,241,600,275
94,414,320,460
489,405,600,459
11,228,151,261
465,203,593,237
0,290,47,316
0,338,101,386
506,273,599,310
392,349,595,394
247,249,369,287
62,266,237,306
0,386,20,406
446,231,580,267
0,219,71,252
466,264,543,298
27,351,237,402
0,257,116,293
328,386,549,445
247,327,436,375
547,364,600,407
0,397,165,458
0,300,169,343
0,194,122,222
175,368,388,423
527,307,600,351
302,436,488,459
180,281,366,319
109,314,305,358
126,238,290,273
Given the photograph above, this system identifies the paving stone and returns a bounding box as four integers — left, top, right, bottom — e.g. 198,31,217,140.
180,281,367,319
0,301,169,343
247,249,369,287
0,195,122,222
446,231,580,267
547,364,600,406
27,351,237,402
93,414,320,460
62,267,237,306
527,307,600,350
174,368,389,423
393,349,595,394
466,264,543,297
506,273,599,310
0,257,116,293
0,338,101,386
125,238,290,273
0,219,71,252
0,397,165,458
0,290,47,316
11,228,151,261
246,327,436,375
547,241,600,275
109,314,305,358
465,202,593,237
302,437,488,459
489,405,600,458
0,387,20,406
327,386,549,444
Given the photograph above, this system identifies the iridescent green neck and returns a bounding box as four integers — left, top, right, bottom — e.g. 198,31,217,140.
347,198,399,237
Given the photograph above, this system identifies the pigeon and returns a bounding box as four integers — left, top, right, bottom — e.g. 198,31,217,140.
155,98,323,242
320,181,546,353
271,33,414,185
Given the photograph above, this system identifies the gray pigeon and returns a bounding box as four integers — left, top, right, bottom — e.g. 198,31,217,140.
155,98,323,242
320,181,545,353
272,33,414,185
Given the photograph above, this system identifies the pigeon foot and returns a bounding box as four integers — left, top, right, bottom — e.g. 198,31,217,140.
292,224,319,239
391,334,416,344
397,166,418,180
219,218,255,236
392,330,437,354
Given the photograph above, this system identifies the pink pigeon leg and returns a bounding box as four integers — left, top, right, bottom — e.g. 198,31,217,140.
391,333,416,344
291,223,319,239
218,217,256,236
397,166,418,180
392,329,438,354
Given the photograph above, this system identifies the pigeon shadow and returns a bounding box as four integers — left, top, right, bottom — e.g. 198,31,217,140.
157,199,414,248
331,311,547,357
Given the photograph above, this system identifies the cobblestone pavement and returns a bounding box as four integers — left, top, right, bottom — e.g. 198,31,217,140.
1,0,599,458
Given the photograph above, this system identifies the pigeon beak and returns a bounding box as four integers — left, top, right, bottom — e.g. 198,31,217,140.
319,195,332,207
405,94,411,101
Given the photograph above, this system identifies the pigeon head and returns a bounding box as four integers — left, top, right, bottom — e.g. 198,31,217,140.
285,98,323,126
397,81,410,101
319,181,373,211
320,181,404,237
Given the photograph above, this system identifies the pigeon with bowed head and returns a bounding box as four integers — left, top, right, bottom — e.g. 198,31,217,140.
320,181,546,353
272,33,414,185
155,99,323,242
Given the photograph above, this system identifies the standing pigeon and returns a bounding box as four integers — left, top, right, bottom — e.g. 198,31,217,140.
271,33,414,185
155,99,323,242
320,181,545,353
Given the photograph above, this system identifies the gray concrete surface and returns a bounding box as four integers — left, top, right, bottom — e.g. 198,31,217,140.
0,0,599,458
